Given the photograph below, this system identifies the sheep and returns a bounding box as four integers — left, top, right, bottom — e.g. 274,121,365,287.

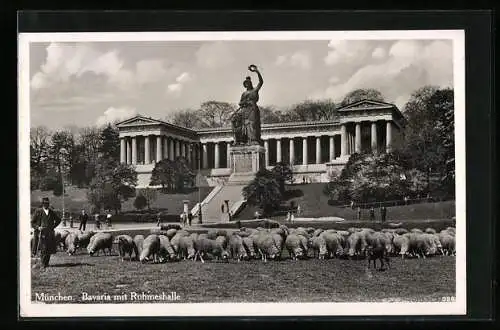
215,235,229,251
366,231,393,256
113,235,136,261
393,233,410,258
76,230,95,249
439,231,456,256
87,232,113,256
285,233,307,261
308,235,328,259
382,231,396,255
179,235,197,260
424,228,437,234
254,231,281,262
271,233,285,259
394,228,409,235
312,228,324,237
292,227,310,238
139,234,161,263
206,230,218,240
170,230,190,255
306,227,316,235
65,232,79,255
321,231,346,258
410,228,423,234
346,231,367,258
133,235,145,260
194,236,229,263
405,232,434,258
54,229,70,251
158,235,176,262
242,236,256,259
228,233,248,261
166,228,178,239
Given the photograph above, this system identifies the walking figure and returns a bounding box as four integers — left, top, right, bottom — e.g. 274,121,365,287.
357,207,361,220
94,213,101,230
78,209,88,231
369,206,375,221
380,206,387,222
156,212,162,227
188,212,193,226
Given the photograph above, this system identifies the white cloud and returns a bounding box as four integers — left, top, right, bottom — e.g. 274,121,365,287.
167,83,182,93
324,40,373,66
166,72,193,95
176,72,192,83
328,76,340,84
372,47,387,59
95,106,137,126
195,42,235,69
136,59,168,84
275,50,312,69
322,40,453,106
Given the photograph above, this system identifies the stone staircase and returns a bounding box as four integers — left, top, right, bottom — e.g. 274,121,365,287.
194,184,247,223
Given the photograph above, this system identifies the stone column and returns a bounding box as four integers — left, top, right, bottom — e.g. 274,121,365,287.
163,137,168,160
131,137,137,165
120,138,126,163
329,136,335,161
289,138,295,165
276,139,282,163
202,143,208,169
264,139,269,167
126,138,132,164
187,143,192,164
302,137,308,165
156,136,162,162
169,138,175,160
316,136,322,164
144,135,151,164
355,122,362,153
175,140,180,158
214,142,220,169
386,121,392,153
341,124,347,157
226,142,231,168
371,122,378,154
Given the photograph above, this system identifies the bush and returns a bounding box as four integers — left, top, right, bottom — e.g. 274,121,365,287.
52,181,63,197
133,194,147,210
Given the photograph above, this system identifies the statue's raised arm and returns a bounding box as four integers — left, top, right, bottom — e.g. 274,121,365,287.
248,64,263,92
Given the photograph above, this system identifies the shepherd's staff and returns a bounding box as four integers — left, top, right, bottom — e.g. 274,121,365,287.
33,228,42,260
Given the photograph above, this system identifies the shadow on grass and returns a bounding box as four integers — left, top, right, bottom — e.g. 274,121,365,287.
51,262,94,267
283,189,304,200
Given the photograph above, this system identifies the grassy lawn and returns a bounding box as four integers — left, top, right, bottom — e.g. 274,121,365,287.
31,250,455,303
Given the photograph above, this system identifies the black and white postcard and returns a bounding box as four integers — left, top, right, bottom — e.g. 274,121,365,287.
19,30,466,317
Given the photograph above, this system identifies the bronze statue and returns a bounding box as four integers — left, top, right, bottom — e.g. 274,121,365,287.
231,64,263,145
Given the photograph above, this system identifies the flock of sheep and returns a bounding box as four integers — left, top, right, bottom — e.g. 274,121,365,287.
36,224,456,271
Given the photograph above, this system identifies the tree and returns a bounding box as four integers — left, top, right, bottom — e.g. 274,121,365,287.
134,194,147,210
137,188,158,210
340,89,385,107
396,86,454,196
199,101,236,128
169,109,206,128
87,158,137,214
99,124,120,160
286,99,337,122
242,169,282,215
150,157,195,192
271,162,294,195
260,106,287,124
30,126,52,189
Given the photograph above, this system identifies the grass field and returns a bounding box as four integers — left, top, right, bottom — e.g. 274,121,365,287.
31,248,455,304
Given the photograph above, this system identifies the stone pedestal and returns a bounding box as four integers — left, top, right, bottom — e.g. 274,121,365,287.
228,144,266,184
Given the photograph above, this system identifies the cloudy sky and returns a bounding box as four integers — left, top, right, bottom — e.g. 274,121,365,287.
29,39,453,130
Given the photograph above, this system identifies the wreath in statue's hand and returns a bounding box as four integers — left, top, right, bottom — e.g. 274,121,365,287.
248,64,257,72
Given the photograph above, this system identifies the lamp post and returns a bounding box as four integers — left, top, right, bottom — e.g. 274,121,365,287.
59,147,68,226
197,144,203,224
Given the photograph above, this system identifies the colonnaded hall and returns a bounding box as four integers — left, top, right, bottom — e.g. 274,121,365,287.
116,99,406,222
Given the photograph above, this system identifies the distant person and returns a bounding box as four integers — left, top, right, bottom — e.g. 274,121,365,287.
302,176,306,184
106,211,112,228
94,213,101,230
404,196,409,205
290,212,295,223
297,204,301,216
357,207,361,220
369,207,375,221
78,209,88,231
286,211,291,222
381,206,387,222
188,212,193,226
350,200,355,209
221,204,225,213
156,212,162,227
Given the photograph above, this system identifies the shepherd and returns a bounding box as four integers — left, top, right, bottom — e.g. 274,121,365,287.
31,197,61,268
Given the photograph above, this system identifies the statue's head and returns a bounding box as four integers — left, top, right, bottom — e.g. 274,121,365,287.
243,76,253,90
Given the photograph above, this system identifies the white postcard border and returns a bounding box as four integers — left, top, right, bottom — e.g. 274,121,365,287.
18,29,466,317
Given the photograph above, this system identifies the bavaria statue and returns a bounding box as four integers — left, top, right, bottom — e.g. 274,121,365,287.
231,64,263,145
